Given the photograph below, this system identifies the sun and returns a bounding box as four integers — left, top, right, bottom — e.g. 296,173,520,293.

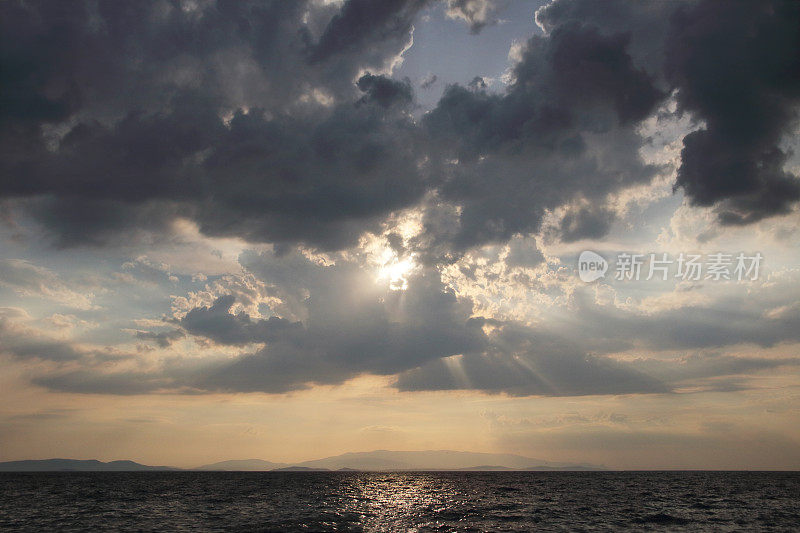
377,252,416,291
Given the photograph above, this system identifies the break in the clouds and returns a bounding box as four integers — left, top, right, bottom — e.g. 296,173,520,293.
1,0,799,403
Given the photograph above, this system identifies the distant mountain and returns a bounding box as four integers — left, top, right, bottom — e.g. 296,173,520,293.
194,459,288,471
291,450,602,471
272,466,330,472
0,451,604,472
456,465,514,471
0,459,177,471
524,465,605,471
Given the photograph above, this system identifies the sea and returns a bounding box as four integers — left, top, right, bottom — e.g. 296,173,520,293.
1,471,798,531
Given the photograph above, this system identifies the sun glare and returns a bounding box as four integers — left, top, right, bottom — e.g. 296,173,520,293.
377,253,416,291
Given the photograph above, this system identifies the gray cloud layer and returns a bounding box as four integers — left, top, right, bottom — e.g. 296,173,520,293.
2,0,797,252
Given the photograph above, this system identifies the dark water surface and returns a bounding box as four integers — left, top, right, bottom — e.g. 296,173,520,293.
1,471,798,531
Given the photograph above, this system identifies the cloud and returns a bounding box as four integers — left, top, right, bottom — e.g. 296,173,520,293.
536,0,800,225
420,74,438,90
1,0,797,259
187,250,485,392
0,309,82,361
445,0,501,34
560,272,800,353
417,18,665,256
20,249,666,396
356,73,414,108
631,353,800,385
556,203,616,243
33,370,175,396
394,322,670,396
133,329,185,348
0,1,426,250
23,253,800,397
666,1,800,225
8,88,427,249
309,0,428,64
0,259,95,309
1,0,799,403
121,256,176,285
180,295,302,346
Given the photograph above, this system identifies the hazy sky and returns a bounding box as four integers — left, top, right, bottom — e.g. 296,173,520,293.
1,0,799,469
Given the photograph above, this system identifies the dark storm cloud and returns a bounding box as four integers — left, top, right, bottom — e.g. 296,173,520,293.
356,74,414,109
26,197,184,248
5,83,427,248
2,0,797,254
665,0,800,225
556,204,616,243
309,0,429,63
180,295,302,346
417,19,664,256
534,0,673,81
537,0,800,225
0,0,427,249
194,94,426,249
422,20,664,155
0,1,313,123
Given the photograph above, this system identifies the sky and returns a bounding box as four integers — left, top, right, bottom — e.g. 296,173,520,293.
0,0,799,470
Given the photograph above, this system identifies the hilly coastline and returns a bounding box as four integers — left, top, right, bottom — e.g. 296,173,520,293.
1,451,603,472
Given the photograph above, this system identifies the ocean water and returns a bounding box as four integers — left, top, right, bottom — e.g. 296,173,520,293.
0,471,798,531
